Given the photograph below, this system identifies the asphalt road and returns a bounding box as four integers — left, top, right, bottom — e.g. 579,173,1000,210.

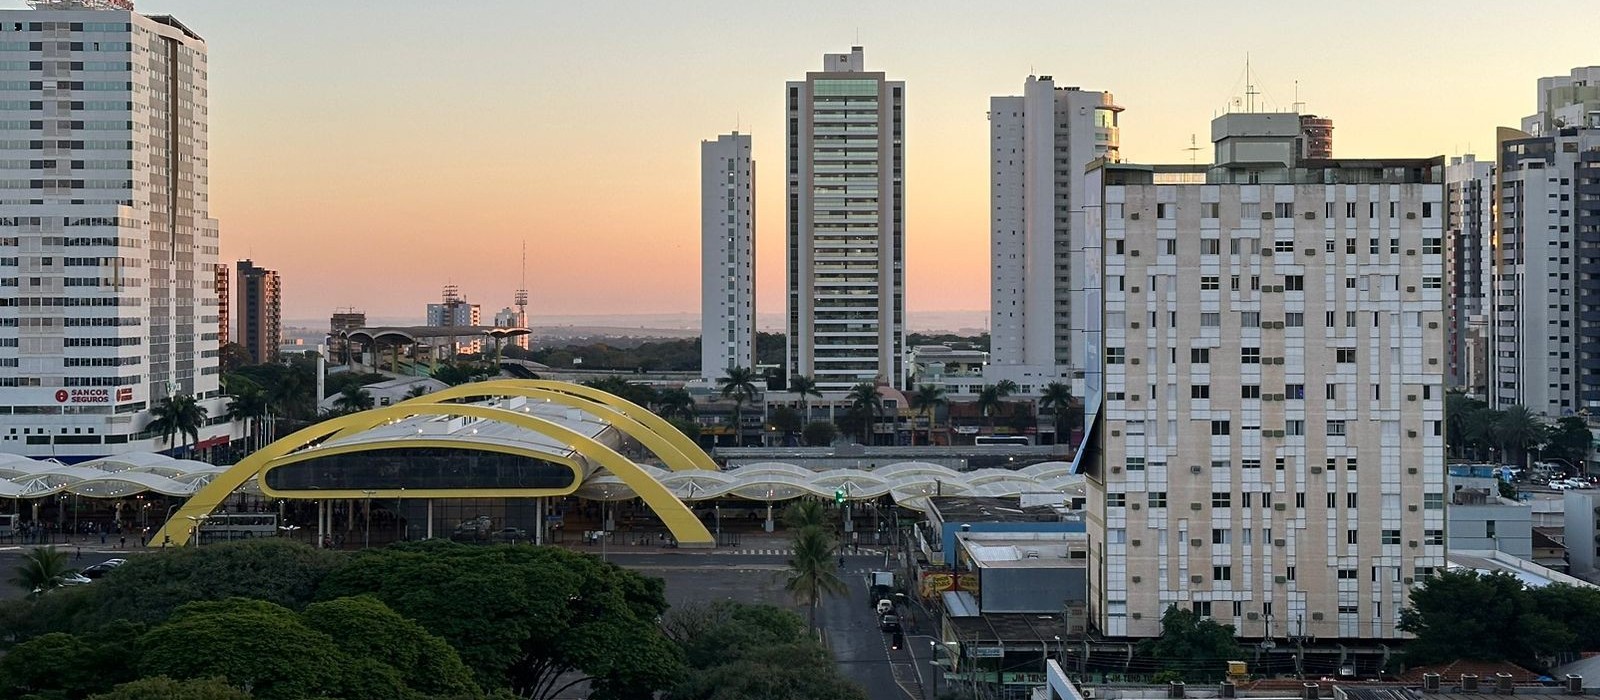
608,551,922,699
0,543,137,602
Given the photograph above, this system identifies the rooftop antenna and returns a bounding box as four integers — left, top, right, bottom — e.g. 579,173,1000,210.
1245,53,1259,112
514,240,528,320
1292,79,1304,113
1184,133,1202,165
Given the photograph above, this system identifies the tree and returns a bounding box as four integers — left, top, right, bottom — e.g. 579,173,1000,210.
1446,390,1489,459
667,602,867,700
802,420,837,447
147,393,208,455
1040,381,1077,446
9,545,72,598
1137,605,1245,681
910,384,947,446
975,385,1006,432
669,418,701,442
89,676,255,700
769,406,803,445
135,598,352,700
299,595,478,698
1399,569,1570,667
789,375,822,419
1545,416,1593,468
0,625,142,698
226,383,269,452
718,366,760,447
580,376,660,408
782,500,830,533
1495,405,1547,468
654,387,695,421
332,384,375,414
218,342,254,373
403,385,432,399
315,541,684,699
846,382,882,445
784,526,846,633
432,362,492,387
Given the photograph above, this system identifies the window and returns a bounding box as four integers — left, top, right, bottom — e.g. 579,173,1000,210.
1346,237,1356,253
1327,420,1347,436
1212,491,1231,507
1212,528,1231,544
1284,275,1304,291
1424,493,1443,510
1192,385,1211,399
1241,347,1260,364
1487,520,1497,538
1201,312,1220,327
1106,347,1125,364
1242,459,1261,470
1338,568,1358,579
1241,384,1260,399
1285,312,1303,327
1203,203,1220,218
1162,239,1176,255
1347,530,1359,545
1423,276,1442,289
1213,565,1232,581
1382,529,1401,545
1157,203,1173,219
1422,237,1441,255
1193,601,1212,617
1275,202,1295,218
1274,239,1295,253
1326,384,1338,400
1338,605,1359,616
1201,238,1221,255
1346,493,1358,508
1286,566,1297,581
1347,458,1357,471
1337,348,1357,363
1126,457,1146,471
1296,493,1307,508
1191,348,1210,364
1211,420,1231,436
1425,529,1444,545
1241,311,1260,327
1327,493,1337,508
1148,492,1168,508
1285,384,1304,399
1286,420,1304,436
1107,493,1126,507
1201,276,1220,291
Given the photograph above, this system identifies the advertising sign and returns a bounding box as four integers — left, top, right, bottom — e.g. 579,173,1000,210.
54,388,111,404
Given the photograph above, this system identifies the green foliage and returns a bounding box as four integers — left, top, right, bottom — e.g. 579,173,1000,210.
8,546,71,598
785,526,846,632
88,676,254,700
315,541,684,698
1498,480,1520,500
330,384,375,414
1399,569,1578,667
653,388,695,421
136,599,348,700
0,622,143,699
801,420,837,447
228,357,317,421
1137,605,1244,682
755,331,786,365
719,366,760,446
147,394,208,453
910,384,947,446
846,383,882,445
666,601,867,700
580,376,660,407
300,595,478,698
323,371,387,400
431,362,494,387
768,406,803,440
669,418,701,441
781,500,830,533
8,539,343,637
1546,416,1594,466
1040,381,1077,443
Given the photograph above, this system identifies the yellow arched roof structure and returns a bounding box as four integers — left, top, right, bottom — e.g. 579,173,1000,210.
149,380,717,548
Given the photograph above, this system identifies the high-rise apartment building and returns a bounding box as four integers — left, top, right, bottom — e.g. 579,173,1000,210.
492,306,528,350
235,259,281,366
215,262,229,348
986,76,1120,395
786,47,905,392
1082,113,1446,642
1489,67,1600,416
0,0,229,460
427,286,481,356
1297,114,1334,159
1446,155,1494,398
701,132,755,380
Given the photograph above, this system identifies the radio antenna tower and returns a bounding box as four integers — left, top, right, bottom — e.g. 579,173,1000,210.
514,240,529,320
1184,133,1202,165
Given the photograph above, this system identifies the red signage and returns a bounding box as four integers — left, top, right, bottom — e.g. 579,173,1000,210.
56,388,111,404
116,387,133,402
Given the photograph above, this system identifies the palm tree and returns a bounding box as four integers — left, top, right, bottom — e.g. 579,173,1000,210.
717,366,760,447
846,382,882,446
9,546,70,597
403,385,432,400
975,386,1003,433
332,385,375,414
226,385,269,452
782,499,830,533
789,375,823,422
147,394,208,456
1446,390,1488,459
785,526,847,632
910,384,947,446
1040,381,1077,446
654,388,695,421
1495,405,1547,469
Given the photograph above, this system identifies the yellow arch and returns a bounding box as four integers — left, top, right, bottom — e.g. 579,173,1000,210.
150,403,715,548
396,379,720,471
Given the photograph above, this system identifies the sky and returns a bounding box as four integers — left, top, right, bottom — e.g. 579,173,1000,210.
101,1,1600,324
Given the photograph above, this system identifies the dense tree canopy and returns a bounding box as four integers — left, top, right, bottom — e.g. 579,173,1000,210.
664,601,866,700
1137,605,1245,681
1399,570,1591,667
88,676,254,700
315,540,684,699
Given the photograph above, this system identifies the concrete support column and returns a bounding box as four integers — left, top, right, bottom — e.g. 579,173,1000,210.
316,501,325,548
426,500,434,540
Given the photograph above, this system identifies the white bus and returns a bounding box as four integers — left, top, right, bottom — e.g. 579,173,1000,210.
974,435,1032,446
196,513,279,544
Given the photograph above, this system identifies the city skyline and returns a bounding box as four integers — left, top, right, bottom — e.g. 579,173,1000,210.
93,0,1600,321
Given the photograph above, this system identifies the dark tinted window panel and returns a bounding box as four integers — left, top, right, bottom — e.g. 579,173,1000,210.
264,447,575,491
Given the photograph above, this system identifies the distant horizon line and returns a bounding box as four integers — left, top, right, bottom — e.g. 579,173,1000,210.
281,309,992,335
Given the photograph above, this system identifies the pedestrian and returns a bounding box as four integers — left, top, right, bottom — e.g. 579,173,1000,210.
74,546,81,560
119,535,126,549
100,530,106,545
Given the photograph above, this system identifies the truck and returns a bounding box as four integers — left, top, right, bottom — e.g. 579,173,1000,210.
868,570,895,606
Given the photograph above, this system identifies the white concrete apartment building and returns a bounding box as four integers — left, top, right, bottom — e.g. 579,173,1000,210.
1445,155,1493,397
0,0,231,460
1082,113,1447,641
426,295,481,355
986,76,1121,396
786,47,906,392
1489,67,1600,417
700,131,755,381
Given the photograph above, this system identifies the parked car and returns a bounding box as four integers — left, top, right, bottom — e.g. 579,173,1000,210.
879,613,902,633
58,572,92,586
80,560,126,579
491,527,528,542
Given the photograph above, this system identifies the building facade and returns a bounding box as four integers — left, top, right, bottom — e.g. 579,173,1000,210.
0,1,231,459
235,259,281,365
215,261,229,348
700,131,755,380
1488,67,1600,416
786,47,906,392
426,291,481,356
1083,115,1446,640
492,306,528,349
1446,155,1493,397
986,76,1120,396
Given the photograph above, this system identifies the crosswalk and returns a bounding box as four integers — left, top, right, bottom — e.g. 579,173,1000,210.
711,547,885,557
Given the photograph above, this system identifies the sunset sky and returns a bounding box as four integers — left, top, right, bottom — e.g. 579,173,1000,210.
124,1,1599,325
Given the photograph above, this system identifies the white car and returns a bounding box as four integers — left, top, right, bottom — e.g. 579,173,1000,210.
1550,481,1572,490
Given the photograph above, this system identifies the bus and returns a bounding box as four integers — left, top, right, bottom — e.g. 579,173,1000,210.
0,513,15,540
974,435,1032,446
196,513,279,544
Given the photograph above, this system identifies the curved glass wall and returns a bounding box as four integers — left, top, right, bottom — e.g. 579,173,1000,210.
263,447,575,492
